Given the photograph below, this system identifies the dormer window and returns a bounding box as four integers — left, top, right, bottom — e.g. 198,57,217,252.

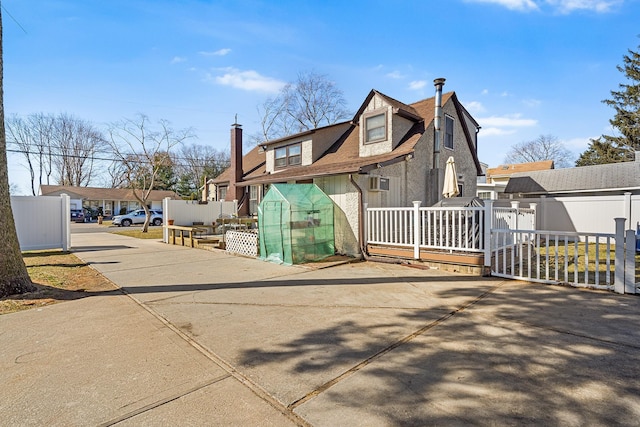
274,143,302,168
365,112,387,143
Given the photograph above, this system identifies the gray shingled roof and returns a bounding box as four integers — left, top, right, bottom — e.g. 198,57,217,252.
504,161,640,195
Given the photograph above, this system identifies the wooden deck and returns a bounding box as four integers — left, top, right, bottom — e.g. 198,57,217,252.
367,244,489,275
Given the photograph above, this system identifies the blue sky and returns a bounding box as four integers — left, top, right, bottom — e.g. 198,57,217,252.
4,0,639,194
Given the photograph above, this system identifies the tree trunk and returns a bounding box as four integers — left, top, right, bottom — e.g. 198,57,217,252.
0,9,35,297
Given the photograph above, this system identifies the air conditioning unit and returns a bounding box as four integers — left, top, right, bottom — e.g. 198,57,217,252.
369,176,390,192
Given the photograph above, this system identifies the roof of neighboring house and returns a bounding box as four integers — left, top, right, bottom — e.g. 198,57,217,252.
40,185,182,201
214,89,482,185
486,160,554,181
504,160,640,195
212,144,267,184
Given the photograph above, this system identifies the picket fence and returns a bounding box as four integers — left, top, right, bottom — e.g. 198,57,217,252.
365,200,638,294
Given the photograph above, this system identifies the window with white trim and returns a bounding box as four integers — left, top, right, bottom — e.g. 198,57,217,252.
249,185,259,216
365,112,387,143
444,115,454,149
274,143,302,168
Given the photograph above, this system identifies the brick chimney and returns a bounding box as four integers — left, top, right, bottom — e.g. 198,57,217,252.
227,122,244,208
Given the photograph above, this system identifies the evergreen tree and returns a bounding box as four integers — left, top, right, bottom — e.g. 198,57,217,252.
579,41,640,165
575,138,626,166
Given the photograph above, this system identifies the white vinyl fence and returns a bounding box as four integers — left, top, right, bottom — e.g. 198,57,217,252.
11,194,70,251
510,193,639,235
162,198,237,243
491,219,637,294
366,200,638,294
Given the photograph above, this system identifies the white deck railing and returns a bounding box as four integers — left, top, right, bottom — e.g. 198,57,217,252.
365,201,637,294
366,206,486,252
419,207,486,251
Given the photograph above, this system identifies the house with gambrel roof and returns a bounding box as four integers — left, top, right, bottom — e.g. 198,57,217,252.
208,78,482,256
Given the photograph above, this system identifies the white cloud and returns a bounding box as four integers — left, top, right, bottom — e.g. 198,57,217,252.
211,68,286,93
522,98,541,107
408,80,427,90
466,0,621,13
545,0,622,13
562,136,594,151
479,127,518,136
465,101,487,114
170,56,187,64
386,71,405,79
478,114,538,128
199,48,232,56
481,89,489,95
465,0,539,11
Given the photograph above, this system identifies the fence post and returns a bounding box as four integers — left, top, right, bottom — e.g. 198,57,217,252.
484,199,494,269
625,229,637,294
624,192,632,226
162,197,169,243
614,217,626,294
61,194,70,251
413,201,421,259
510,201,520,230
529,202,537,230
539,196,546,230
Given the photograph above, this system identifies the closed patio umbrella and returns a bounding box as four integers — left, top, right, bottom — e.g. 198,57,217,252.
442,156,460,198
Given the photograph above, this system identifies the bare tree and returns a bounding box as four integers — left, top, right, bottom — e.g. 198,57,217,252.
174,144,229,199
54,113,103,186
0,8,35,296
104,159,127,188
6,112,104,192
251,71,351,144
503,135,573,168
106,115,192,232
6,113,56,195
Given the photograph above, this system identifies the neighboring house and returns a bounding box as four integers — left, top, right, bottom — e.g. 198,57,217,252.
209,78,482,256
477,160,554,200
39,185,182,218
503,157,640,235
504,158,640,197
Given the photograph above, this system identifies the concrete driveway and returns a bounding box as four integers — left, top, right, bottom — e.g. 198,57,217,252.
2,231,639,426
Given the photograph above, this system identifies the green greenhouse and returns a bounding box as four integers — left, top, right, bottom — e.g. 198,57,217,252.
258,184,335,265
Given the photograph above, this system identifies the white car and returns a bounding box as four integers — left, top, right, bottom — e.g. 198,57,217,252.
112,209,163,227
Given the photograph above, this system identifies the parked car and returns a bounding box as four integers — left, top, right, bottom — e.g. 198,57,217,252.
112,209,163,227
71,209,85,223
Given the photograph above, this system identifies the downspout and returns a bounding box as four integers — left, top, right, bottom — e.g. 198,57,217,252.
349,174,368,259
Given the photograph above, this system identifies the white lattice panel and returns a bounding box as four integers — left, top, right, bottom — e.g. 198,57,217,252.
226,230,258,257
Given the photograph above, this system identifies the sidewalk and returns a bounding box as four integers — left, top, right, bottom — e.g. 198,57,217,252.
1,231,640,426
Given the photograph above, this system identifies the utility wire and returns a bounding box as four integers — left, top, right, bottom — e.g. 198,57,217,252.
6,145,231,169
1,3,28,34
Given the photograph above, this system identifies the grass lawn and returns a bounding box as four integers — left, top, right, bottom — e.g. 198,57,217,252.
0,250,118,315
109,226,164,239
527,240,640,285
1,223,164,315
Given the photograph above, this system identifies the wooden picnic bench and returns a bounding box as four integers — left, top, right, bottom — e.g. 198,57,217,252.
165,224,208,247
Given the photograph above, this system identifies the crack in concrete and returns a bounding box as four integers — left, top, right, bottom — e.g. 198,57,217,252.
118,288,312,427
98,374,230,426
